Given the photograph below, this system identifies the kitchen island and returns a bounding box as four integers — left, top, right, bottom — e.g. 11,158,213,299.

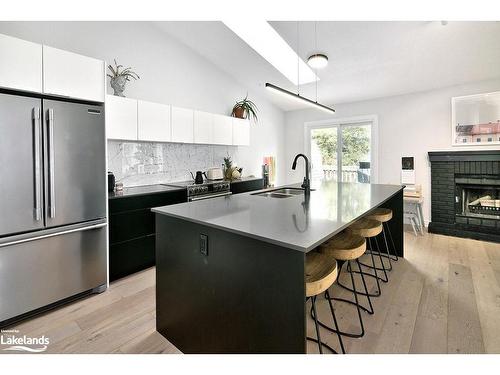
152,181,404,353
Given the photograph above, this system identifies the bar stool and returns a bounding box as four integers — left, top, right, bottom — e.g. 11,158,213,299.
365,208,398,266
305,251,345,354
315,231,373,339
346,218,387,296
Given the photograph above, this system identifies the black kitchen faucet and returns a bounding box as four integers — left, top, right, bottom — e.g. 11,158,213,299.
292,153,311,196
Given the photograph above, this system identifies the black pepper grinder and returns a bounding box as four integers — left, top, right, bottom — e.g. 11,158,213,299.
108,171,116,192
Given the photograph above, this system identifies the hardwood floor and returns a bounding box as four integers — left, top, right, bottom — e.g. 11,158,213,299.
3,230,500,354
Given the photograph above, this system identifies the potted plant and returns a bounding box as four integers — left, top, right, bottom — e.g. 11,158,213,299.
223,156,242,181
107,59,140,97
231,95,258,123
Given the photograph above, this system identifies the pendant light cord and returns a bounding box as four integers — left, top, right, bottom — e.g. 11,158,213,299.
297,21,300,95
315,21,318,103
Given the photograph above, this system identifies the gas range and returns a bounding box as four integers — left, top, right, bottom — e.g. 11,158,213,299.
163,180,231,202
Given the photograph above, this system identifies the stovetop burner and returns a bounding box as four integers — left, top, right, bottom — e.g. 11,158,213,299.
163,180,231,200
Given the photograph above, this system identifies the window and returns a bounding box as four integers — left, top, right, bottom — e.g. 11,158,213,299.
477,138,481,142
307,118,374,183
462,138,467,143
488,137,493,142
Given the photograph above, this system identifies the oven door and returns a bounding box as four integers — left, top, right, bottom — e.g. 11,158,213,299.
188,191,232,202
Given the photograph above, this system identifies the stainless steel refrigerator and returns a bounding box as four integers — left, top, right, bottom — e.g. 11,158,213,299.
0,92,107,326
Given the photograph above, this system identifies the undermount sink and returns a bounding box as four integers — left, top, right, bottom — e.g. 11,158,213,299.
271,188,307,196
252,187,310,198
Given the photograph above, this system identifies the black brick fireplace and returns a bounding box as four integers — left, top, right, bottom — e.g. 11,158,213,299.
428,150,500,242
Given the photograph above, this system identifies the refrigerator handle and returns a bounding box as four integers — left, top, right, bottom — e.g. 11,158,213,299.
47,108,56,218
33,107,42,221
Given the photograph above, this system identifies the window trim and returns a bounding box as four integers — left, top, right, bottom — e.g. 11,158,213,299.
304,115,379,183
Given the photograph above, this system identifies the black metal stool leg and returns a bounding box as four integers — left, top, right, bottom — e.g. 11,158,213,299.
371,235,389,282
325,290,346,354
337,258,381,298
306,298,339,354
365,225,395,268
356,259,374,315
359,231,392,272
318,260,370,338
354,237,388,285
376,232,392,271
311,296,323,354
384,221,399,261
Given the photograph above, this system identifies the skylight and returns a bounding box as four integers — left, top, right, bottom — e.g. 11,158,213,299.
222,20,318,86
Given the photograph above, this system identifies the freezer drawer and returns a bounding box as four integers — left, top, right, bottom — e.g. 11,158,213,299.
0,222,107,323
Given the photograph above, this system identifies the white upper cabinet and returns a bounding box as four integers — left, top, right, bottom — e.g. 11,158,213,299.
171,106,194,143
232,117,250,146
137,100,171,142
0,33,42,93
43,45,105,102
213,114,233,145
106,95,137,141
193,110,214,144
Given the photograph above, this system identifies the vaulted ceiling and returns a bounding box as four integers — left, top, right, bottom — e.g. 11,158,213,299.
155,21,500,111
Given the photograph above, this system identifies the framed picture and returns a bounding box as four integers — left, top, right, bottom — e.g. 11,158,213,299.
451,91,500,146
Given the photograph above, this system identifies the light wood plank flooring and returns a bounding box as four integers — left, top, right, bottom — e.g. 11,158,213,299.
3,230,500,354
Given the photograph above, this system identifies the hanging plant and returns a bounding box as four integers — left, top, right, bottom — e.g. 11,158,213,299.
231,94,258,123
107,59,140,97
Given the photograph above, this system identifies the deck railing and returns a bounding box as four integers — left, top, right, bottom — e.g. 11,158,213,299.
320,166,370,183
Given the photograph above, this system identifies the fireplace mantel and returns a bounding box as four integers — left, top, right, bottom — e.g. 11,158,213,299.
429,150,500,162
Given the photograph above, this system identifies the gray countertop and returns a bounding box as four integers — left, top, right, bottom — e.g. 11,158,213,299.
152,181,404,252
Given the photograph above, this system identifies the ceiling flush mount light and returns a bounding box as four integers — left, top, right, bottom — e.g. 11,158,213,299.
222,20,317,85
307,53,328,69
265,83,335,114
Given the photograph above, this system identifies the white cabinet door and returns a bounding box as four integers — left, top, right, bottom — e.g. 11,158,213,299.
43,45,105,102
213,114,233,145
232,117,250,146
194,110,214,144
0,34,42,93
171,106,194,143
106,95,137,140
137,100,171,142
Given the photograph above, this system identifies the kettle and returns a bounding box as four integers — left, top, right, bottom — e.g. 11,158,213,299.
190,171,207,184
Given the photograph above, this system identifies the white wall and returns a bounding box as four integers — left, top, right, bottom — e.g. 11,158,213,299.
285,79,500,224
0,21,286,184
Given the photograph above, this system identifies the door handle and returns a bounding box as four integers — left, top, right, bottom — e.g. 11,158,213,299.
33,107,42,221
47,108,56,218
0,221,107,248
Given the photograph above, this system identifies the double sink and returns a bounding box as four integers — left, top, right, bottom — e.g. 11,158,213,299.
252,187,309,199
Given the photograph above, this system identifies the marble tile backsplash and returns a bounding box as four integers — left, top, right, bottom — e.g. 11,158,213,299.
107,141,240,187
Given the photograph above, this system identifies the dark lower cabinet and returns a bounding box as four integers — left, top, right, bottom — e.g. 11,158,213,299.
108,189,186,282
110,235,155,281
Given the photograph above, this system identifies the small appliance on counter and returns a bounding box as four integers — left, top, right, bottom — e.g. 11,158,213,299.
206,167,224,181
108,171,116,192
190,171,206,184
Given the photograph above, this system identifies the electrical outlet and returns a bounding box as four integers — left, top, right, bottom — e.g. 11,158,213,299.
200,234,208,256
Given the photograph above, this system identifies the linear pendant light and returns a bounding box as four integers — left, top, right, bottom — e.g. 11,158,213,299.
265,83,335,114
266,21,335,114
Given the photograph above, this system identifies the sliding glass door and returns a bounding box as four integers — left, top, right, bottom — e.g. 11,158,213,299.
309,121,372,183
